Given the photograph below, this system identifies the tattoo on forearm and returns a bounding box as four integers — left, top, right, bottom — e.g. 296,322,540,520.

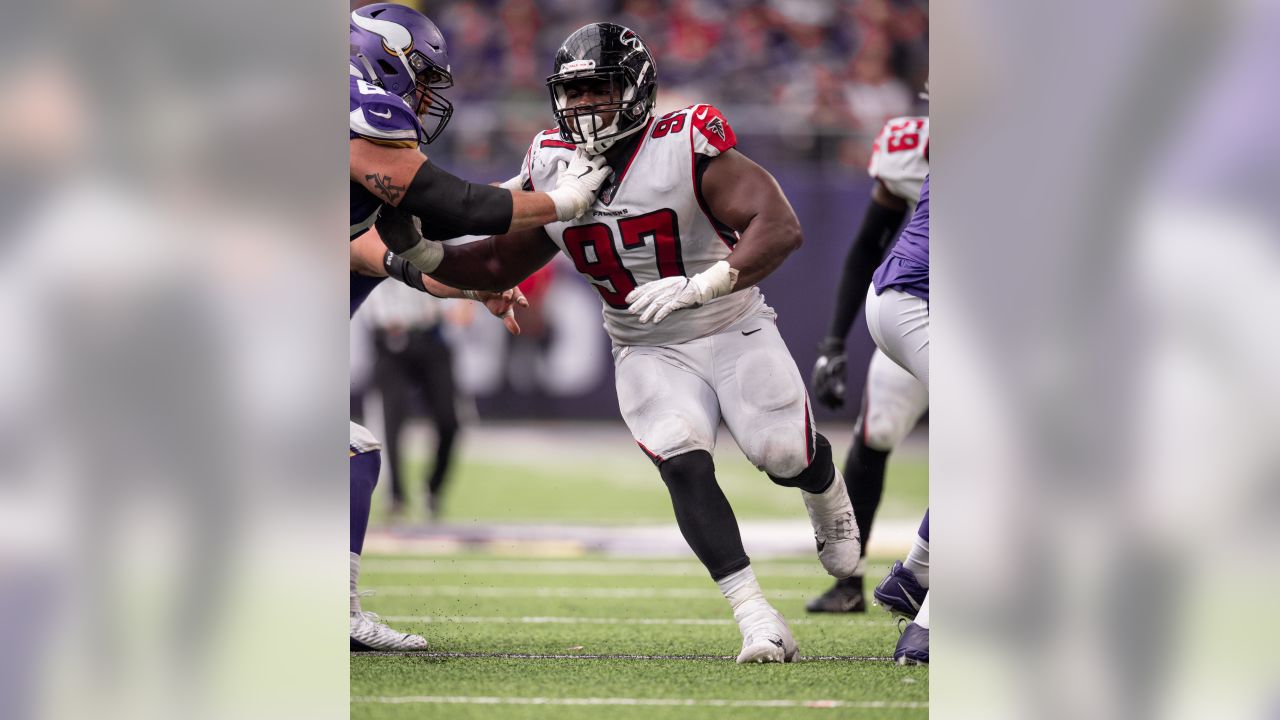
366,173,406,204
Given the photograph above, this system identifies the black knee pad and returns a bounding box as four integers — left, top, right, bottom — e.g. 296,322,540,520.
768,433,835,494
658,449,715,487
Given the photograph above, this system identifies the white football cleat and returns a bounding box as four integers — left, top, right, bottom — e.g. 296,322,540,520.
802,473,861,578
735,606,799,664
350,610,429,652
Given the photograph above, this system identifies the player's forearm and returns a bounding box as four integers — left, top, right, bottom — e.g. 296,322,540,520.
825,200,909,340
508,192,561,232
727,215,803,289
350,230,390,277
428,239,520,292
352,140,516,240
400,164,515,240
421,276,466,299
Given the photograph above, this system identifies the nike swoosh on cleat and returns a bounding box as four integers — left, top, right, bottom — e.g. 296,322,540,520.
769,638,785,649
741,328,762,336
899,583,921,611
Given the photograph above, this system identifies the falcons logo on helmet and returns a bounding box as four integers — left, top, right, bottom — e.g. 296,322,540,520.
619,29,646,53
705,116,726,141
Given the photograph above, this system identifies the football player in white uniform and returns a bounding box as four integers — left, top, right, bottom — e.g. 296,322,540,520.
426,23,860,663
807,117,930,613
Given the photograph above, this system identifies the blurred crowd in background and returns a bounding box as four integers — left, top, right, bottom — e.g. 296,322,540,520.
358,0,929,171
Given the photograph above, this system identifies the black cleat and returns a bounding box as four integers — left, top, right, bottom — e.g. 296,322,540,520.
805,576,867,613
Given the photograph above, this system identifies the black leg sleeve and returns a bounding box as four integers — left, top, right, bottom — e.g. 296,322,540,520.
658,451,750,581
844,425,889,561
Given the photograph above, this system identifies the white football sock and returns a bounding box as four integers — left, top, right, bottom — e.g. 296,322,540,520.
716,565,770,624
350,552,362,614
904,535,930,588
913,591,930,629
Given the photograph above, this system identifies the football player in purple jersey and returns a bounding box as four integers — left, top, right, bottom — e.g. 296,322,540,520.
807,117,929,614
347,4,565,652
866,174,931,665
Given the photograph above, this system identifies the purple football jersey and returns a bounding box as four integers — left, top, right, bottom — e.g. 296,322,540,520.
873,174,929,301
349,71,425,240
349,69,426,316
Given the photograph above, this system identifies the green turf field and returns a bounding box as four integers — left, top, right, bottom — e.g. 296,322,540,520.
353,423,928,718
352,555,928,718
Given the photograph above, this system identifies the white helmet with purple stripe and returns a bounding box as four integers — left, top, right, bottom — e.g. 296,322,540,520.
350,3,454,143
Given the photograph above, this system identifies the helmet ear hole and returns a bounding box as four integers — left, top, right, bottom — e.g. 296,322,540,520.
377,59,398,76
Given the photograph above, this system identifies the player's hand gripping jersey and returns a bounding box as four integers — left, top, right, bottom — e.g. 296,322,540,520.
349,69,426,240
512,104,767,346
867,116,929,205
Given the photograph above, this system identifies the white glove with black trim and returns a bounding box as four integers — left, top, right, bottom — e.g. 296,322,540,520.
547,149,612,221
625,260,740,325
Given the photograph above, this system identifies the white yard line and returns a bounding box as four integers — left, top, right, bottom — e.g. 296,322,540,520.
355,650,894,661
377,615,883,627
352,695,926,709
362,559,827,577
370,585,817,600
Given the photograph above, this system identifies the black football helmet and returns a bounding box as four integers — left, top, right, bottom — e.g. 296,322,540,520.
546,23,657,155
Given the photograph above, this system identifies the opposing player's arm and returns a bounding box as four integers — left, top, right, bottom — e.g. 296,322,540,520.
350,226,526,333
699,148,804,289
427,227,561,293
824,181,910,341
809,180,911,408
349,139,610,241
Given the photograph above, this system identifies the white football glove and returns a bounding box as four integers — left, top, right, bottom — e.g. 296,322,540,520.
625,260,740,325
547,149,612,221
497,174,525,191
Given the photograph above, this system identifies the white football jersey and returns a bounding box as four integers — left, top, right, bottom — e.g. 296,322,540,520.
515,104,768,347
867,116,930,204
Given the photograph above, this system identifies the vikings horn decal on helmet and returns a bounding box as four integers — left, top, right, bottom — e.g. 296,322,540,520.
350,3,455,143
546,23,657,155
